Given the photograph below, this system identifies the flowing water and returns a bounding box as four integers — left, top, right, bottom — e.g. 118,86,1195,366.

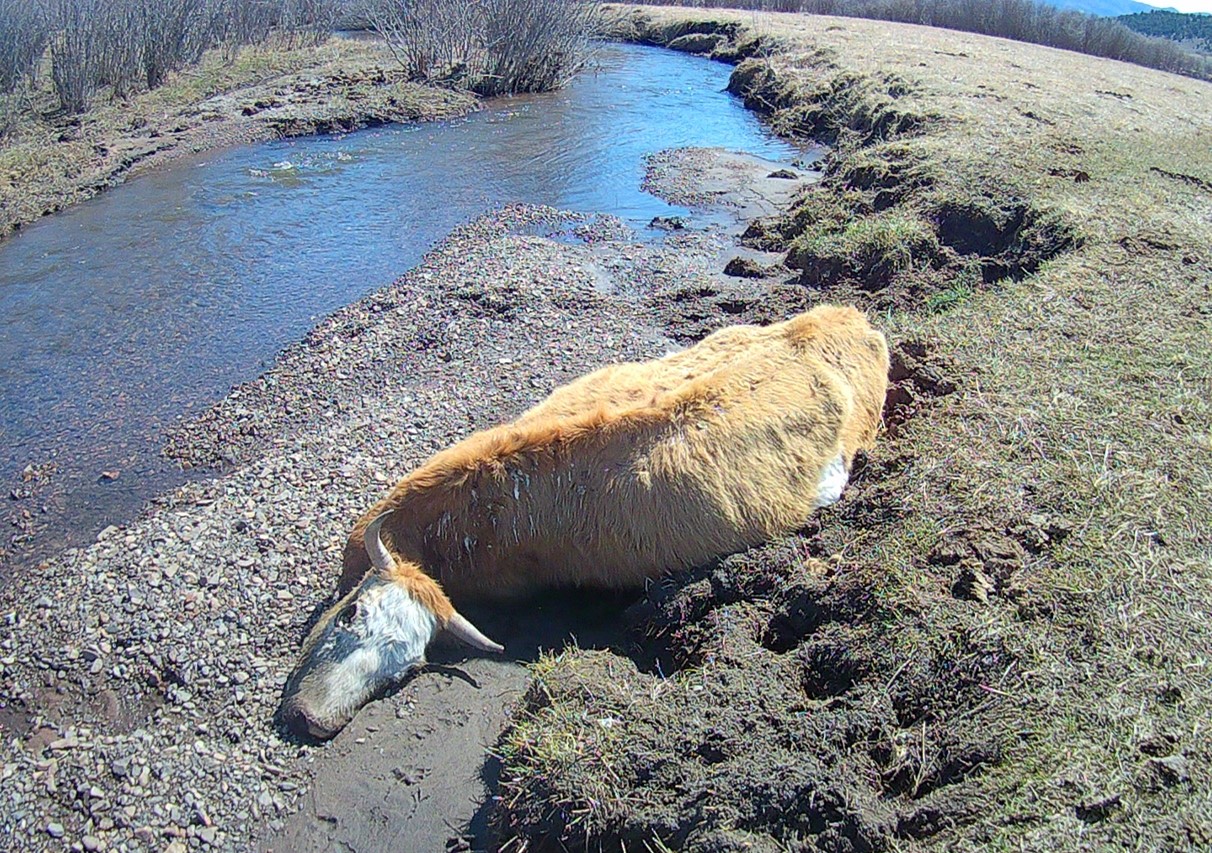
0,43,800,571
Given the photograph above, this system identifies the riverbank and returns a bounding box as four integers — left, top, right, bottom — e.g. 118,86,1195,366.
494,7,1212,851
0,36,475,241
0,145,818,851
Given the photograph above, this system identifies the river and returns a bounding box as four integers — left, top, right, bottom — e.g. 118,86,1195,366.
0,42,801,572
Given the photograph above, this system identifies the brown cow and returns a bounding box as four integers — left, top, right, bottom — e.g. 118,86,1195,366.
279,305,889,738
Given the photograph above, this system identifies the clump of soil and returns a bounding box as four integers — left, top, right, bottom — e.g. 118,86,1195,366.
883,339,959,438
612,12,776,65
775,175,1080,312
494,535,1014,851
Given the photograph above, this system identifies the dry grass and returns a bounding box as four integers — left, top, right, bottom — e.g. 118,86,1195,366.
497,6,1212,850
0,37,475,239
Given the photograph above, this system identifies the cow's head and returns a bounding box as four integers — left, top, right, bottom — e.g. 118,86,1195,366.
278,513,502,739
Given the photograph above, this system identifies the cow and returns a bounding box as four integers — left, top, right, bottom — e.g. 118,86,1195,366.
279,304,889,738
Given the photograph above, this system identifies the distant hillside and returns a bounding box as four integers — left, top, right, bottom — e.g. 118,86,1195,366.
1042,0,1159,16
1118,9,1212,51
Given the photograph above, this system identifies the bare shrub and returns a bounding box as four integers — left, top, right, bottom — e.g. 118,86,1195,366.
363,0,601,96
33,0,345,115
133,0,211,90
279,0,342,47
204,0,278,60
0,0,47,92
0,0,47,132
46,0,101,114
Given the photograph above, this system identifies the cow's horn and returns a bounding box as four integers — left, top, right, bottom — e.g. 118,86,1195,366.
446,612,504,653
364,512,394,571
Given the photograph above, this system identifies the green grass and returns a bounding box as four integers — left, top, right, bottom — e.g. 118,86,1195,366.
497,6,1212,850
789,207,941,285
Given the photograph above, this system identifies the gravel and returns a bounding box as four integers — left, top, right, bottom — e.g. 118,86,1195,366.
0,150,803,851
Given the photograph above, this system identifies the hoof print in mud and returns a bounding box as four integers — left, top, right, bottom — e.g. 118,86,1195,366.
930,527,1027,604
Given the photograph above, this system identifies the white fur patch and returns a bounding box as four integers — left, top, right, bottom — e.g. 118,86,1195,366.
362,583,439,663
319,582,438,708
815,452,849,508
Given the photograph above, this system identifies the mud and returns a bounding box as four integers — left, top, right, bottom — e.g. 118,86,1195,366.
494,534,1006,851
267,592,633,853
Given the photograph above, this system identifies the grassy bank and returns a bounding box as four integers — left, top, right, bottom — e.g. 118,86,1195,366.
0,36,475,240
496,6,1212,850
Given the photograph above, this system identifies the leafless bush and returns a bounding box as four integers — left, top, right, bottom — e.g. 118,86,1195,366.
133,0,211,90
362,0,601,96
647,0,1212,81
46,0,100,114
0,0,47,132
204,0,277,60
278,0,342,47
0,0,47,92
30,0,345,116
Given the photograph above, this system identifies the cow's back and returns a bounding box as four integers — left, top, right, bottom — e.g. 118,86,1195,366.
346,306,889,599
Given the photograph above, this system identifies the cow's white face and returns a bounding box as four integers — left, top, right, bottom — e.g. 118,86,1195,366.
279,575,438,739
278,512,503,740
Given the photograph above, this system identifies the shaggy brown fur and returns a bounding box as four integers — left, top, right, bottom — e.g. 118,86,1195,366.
341,305,889,600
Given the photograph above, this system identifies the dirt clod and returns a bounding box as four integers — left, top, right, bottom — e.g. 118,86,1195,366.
722,256,769,278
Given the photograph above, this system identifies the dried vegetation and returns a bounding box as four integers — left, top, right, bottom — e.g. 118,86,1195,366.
360,0,602,95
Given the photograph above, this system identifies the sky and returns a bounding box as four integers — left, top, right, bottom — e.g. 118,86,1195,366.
1154,0,1212,12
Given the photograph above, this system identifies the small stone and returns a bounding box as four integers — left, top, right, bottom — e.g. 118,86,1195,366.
81,835,102,851
99,470,121,482
47,822,65,838
767,168,798,179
